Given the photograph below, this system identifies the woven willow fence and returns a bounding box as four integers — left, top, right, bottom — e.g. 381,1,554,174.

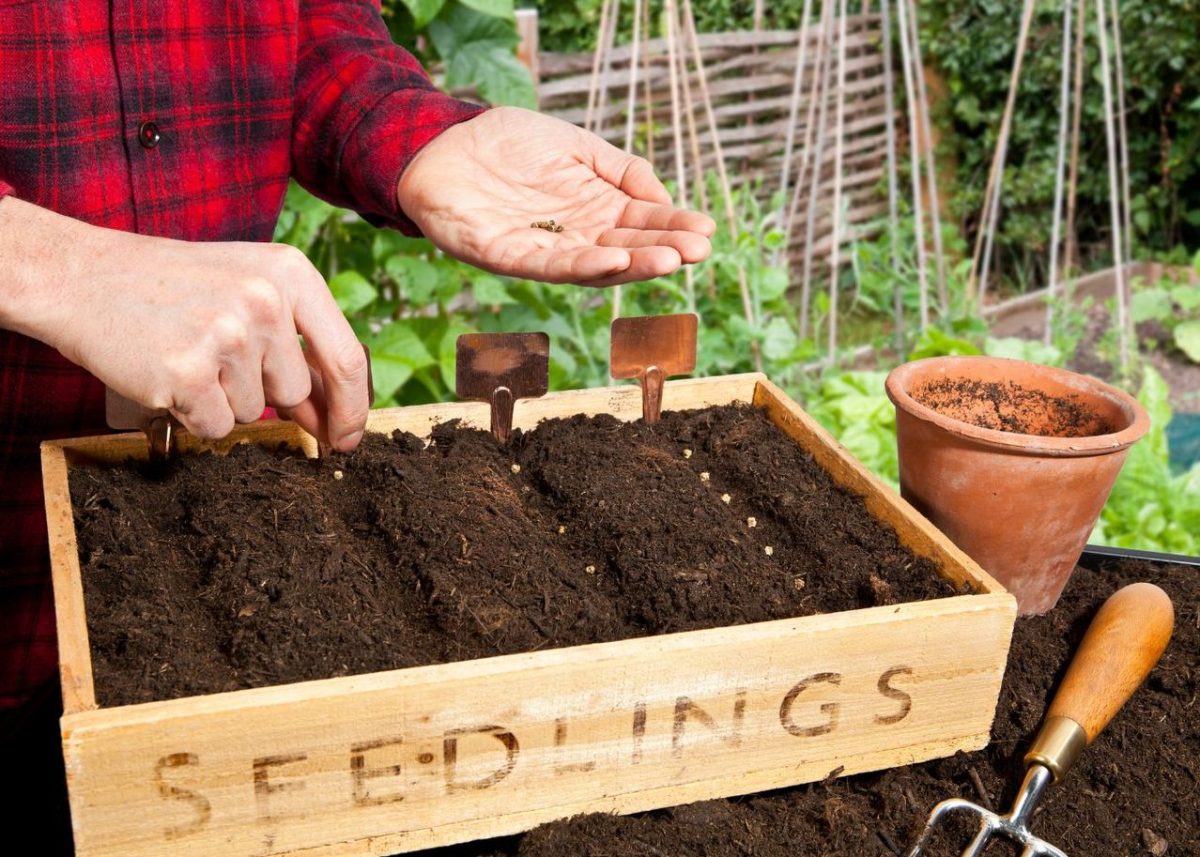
535,15,894,269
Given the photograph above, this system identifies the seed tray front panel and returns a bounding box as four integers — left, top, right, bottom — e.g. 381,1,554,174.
42,374,1016,857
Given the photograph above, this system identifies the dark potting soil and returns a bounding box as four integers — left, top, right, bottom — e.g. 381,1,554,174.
71,403,958,708
423,558,1200,857
913,378,1112,438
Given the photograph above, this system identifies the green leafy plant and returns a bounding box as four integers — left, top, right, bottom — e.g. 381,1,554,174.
1130,269,1200,364
382,0,536,107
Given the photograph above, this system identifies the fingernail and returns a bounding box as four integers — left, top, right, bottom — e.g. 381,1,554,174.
335,430,364,451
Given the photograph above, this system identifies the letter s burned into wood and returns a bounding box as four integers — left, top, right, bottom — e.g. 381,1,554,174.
874,666,914,725
154,753,211,840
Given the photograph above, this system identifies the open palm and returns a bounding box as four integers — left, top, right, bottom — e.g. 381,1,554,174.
397,107,716,287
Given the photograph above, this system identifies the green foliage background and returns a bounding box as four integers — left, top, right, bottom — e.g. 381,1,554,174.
919,0,1200,289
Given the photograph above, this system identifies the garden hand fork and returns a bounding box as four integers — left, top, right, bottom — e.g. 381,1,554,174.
906,582,1174,857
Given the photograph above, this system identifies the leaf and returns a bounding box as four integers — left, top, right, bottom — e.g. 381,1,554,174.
1170,284,1200,312
399,0,447,28
1174,320,1200,363
1131,287,1173,323
983,336,1063,366
471,273,518,305
364,321,436,400
429,4,534,107
457,0,514,17
328,271,378,315
385,256,439,305
761,317,799,361
438,318,476,390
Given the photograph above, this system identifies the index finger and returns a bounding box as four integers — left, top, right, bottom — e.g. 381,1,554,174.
288,276,370,450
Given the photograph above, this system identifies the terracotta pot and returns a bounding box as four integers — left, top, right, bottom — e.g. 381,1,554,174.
885,356,1150,615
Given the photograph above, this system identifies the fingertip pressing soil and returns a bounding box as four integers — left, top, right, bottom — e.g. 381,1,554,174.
913,378,1113,438
72,404,960,708
420,558,1200,857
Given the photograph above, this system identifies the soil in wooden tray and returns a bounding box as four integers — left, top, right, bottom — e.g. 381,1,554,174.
424,557,1199,857
912,378,1112,437
71,403,959,707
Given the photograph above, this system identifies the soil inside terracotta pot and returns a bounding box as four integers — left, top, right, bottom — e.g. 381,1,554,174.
71,403,960,707
912,378,1113,438
421,557,1200,857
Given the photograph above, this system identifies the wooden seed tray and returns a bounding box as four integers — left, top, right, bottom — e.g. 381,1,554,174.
42,373,1016,857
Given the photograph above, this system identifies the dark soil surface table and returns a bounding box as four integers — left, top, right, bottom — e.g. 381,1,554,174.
71,404,958,707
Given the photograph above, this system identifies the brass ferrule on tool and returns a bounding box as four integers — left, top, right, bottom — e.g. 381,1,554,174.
1023,714,1088,783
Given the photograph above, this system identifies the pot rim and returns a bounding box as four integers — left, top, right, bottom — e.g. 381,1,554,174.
884,355,1151,457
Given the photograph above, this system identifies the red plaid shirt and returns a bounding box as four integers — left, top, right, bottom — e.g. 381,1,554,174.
0,0,483,708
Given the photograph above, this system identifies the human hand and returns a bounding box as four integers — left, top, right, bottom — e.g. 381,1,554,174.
397,107,716,287
4,200,369,449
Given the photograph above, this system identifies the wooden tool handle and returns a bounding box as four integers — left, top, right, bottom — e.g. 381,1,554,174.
1048,582,1174,741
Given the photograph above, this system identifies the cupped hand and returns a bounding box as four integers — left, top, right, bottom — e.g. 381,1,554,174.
397,107,716,287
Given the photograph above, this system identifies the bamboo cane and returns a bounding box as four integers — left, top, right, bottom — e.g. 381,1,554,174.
642,0,654,166
775,0,817,238
879,0,903,349
613,0,646,321
827,0,850,365
969,0,1038,306
584,0,615,132
593,0,620,137
1109,0,1133,263
895,0,929,329
903,0,948,314
664,0,696,312
1063,0,1086,280
783,0,833,269
1094,0,1130,371
681,0,761,369
798,2,837,340
1045,0,1075,345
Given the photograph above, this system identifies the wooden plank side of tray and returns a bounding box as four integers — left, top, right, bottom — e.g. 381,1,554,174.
41,443,97,714
753,378,1012,599
61,590,1011,857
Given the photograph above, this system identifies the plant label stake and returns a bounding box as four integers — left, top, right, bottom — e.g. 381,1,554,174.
610,313,698,425
105,390,179,462
456,332,549,444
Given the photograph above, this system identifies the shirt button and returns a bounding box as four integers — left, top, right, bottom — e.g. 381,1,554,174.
138,121,161,150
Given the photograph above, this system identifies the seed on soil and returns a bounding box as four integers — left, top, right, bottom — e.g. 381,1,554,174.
585,564,596,575
792,576,806,590
1142,829,1169,856
747,517,757,528
700,471,710,482
557,525,566,535
682,448,693,459
721,493,731,504
333,470,344,480
764,545,774,556
511,463,521,474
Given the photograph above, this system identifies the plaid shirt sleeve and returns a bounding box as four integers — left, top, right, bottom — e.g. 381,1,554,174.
293,1,486,235
0,180,11,200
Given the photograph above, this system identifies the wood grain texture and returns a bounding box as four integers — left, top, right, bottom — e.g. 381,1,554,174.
1046,582,1174,741
43,375,1017,857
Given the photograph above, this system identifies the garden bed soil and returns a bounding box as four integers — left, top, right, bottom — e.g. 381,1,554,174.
71,403,959,707
426,557,1199,857
912,378,1111,438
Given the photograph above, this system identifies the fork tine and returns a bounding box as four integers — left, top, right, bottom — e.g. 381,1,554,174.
961,823,995,857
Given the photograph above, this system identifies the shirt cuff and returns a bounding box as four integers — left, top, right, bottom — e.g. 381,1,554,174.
0,180,13,201
339,90,486,236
